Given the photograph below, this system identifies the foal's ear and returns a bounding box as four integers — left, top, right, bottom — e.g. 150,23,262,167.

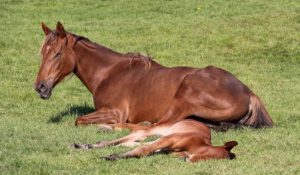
56,21,66,38
41,22,51,35
224,141,238,151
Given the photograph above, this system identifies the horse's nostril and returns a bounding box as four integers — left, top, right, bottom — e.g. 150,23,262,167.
38,83,47,93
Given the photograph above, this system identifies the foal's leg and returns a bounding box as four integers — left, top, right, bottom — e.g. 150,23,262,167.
72,129,149,149
72,123,172,149
103,136,175,160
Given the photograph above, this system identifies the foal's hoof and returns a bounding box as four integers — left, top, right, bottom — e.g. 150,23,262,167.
70,143,92,149
101,154,120,161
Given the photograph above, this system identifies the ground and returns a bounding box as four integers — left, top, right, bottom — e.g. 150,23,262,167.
0,0,299,174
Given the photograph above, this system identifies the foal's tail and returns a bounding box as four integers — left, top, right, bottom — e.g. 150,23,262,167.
240,93,274,128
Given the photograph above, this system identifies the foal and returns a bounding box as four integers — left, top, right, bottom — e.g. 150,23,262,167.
73,120,238,162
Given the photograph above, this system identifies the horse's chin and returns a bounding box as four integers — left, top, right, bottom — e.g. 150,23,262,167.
40,94,51,100
39,91,52,100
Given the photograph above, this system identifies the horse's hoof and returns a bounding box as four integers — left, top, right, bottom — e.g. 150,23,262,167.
75,120,80,126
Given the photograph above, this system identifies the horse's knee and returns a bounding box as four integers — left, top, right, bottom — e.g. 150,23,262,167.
75,118,84,126
97,124,114,132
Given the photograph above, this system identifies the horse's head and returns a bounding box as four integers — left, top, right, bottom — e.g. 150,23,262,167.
34,22,75,99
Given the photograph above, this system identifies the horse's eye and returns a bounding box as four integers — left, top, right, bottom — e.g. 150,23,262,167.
54,52,61,58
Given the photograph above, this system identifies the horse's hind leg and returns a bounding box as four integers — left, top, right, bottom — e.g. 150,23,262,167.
207,122,243,132
157,73,250,128
155,101,189,125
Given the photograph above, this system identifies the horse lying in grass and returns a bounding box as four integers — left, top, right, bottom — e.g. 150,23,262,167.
72,119,238,162
34,22,273,131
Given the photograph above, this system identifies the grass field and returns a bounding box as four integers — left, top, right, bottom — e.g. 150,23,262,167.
0,0,300,174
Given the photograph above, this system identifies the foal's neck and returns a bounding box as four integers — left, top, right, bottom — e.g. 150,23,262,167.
72,39,126,94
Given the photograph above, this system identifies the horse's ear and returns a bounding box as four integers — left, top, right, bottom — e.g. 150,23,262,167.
56,21,66,38
41,22,51,35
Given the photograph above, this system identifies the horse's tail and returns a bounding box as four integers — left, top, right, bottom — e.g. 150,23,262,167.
240,93,274,128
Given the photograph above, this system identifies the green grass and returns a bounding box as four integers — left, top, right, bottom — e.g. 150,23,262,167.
0,0,300,174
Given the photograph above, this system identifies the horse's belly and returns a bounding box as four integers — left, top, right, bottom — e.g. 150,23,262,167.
128,97,174,123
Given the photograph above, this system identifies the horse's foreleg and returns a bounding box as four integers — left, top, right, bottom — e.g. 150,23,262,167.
113,122,152,131
75,109,121,126
96,122,153,133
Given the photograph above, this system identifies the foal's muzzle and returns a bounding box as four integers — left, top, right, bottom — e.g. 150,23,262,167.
34,80,53,100
227,152,236,160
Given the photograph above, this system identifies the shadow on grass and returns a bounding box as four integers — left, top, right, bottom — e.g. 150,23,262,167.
48,103,95,123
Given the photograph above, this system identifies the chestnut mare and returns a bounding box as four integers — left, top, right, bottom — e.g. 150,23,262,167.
34,22,273,131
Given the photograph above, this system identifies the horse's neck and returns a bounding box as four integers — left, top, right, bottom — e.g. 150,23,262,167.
73,41,125,94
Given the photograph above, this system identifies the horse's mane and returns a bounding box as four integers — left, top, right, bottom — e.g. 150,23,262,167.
72,33,153,71
125,52,152,71
72,34,120,55
40,32,69,59
39,32,57,57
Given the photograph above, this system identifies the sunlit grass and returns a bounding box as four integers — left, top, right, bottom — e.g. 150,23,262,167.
0,0,299,174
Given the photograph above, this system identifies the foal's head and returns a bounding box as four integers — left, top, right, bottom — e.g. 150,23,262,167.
222,141,238,160
189,140,238,162
34,22,75,99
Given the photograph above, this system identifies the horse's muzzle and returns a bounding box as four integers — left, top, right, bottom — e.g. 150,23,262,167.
34,80,53,100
